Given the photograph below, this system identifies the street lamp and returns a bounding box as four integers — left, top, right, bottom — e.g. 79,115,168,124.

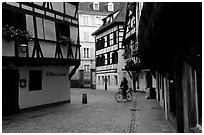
20,44,27,53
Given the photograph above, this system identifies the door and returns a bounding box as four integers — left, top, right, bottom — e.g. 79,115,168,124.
146,72,152,88
2,69,19,116
105,76,107,90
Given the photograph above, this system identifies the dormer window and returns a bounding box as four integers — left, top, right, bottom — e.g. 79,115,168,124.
93,2,99,10
108,3,114,11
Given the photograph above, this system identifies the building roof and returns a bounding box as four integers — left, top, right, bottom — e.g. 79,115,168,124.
78,2,125,13
92,3,127,36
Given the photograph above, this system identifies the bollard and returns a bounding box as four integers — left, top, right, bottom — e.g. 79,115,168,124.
82,93,87,104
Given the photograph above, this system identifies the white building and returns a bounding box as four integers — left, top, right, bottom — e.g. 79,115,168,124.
2,2,80,116
71,2,125,88
92,3,131,91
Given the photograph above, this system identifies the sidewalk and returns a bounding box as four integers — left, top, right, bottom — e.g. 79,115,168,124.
133,91,176,133
2,88,176,133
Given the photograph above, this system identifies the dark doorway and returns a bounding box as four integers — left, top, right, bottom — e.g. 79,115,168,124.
2,69,19,116
146,72,152,88
105,76,107,90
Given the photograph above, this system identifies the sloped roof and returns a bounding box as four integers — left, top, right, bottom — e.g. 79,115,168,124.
92,3,127,36
78,2,125,13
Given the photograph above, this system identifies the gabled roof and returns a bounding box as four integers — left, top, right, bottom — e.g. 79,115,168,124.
92,3,127,36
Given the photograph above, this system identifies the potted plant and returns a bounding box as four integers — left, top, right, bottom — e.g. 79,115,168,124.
59,36,76,46
2,25,32,43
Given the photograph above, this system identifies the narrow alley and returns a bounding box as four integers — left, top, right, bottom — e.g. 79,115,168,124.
2,88,176,133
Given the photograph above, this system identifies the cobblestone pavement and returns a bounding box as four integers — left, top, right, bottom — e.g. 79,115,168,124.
2,88,176,133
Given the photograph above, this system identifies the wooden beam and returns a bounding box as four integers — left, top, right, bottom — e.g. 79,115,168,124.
69,64,80,80
2,56,80,66
2,3,79,27
19,2,77,20
67,45,74,59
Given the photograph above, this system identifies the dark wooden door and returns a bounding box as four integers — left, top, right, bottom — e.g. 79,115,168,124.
2,69,19,116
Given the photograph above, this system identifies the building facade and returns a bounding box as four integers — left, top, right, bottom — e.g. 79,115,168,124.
92,3,131,91
71,2,126,88
2,2,80,116
122,2,156,92
137,2,202,132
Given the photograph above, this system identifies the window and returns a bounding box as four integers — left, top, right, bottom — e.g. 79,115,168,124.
3,9,26,30
65,3,76,17
102,54,105,66
84,65,90,74
84,48,89,58
36,18,57,41
107,52,110,65
112,51,118,64
107,35,110,47
82,15,89,26
29,70,42,91
56,22,69,39
108,3,114,11
44,19,56,41
96,37,105,50
96,55,99,66
113,31,117,44
93,2,99,10
96,54,105,66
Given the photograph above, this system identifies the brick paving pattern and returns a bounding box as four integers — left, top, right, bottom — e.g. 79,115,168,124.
2,88,176,133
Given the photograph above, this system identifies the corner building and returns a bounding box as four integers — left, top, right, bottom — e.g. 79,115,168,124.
2,2,80,116
92,3,132,91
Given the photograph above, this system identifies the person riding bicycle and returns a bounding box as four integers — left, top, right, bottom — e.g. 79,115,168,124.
120,77,129,99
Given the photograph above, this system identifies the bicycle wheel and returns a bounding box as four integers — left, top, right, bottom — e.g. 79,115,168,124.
115,92,123,102
126,92,133,101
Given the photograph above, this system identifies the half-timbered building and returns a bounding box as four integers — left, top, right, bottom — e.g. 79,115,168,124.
2,2,80,116
122,2,156,92
138,2,201,132
92,3,131,91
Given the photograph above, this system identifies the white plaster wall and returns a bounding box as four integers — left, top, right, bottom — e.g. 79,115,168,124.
2,39,15,56
117,49,125,72
152,75,157,88
138,72,147,90
19,66,70,109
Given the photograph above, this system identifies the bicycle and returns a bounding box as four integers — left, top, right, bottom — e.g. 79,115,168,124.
115,88,133,102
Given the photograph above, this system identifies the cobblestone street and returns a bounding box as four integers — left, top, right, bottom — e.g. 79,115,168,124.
2,88,176,133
